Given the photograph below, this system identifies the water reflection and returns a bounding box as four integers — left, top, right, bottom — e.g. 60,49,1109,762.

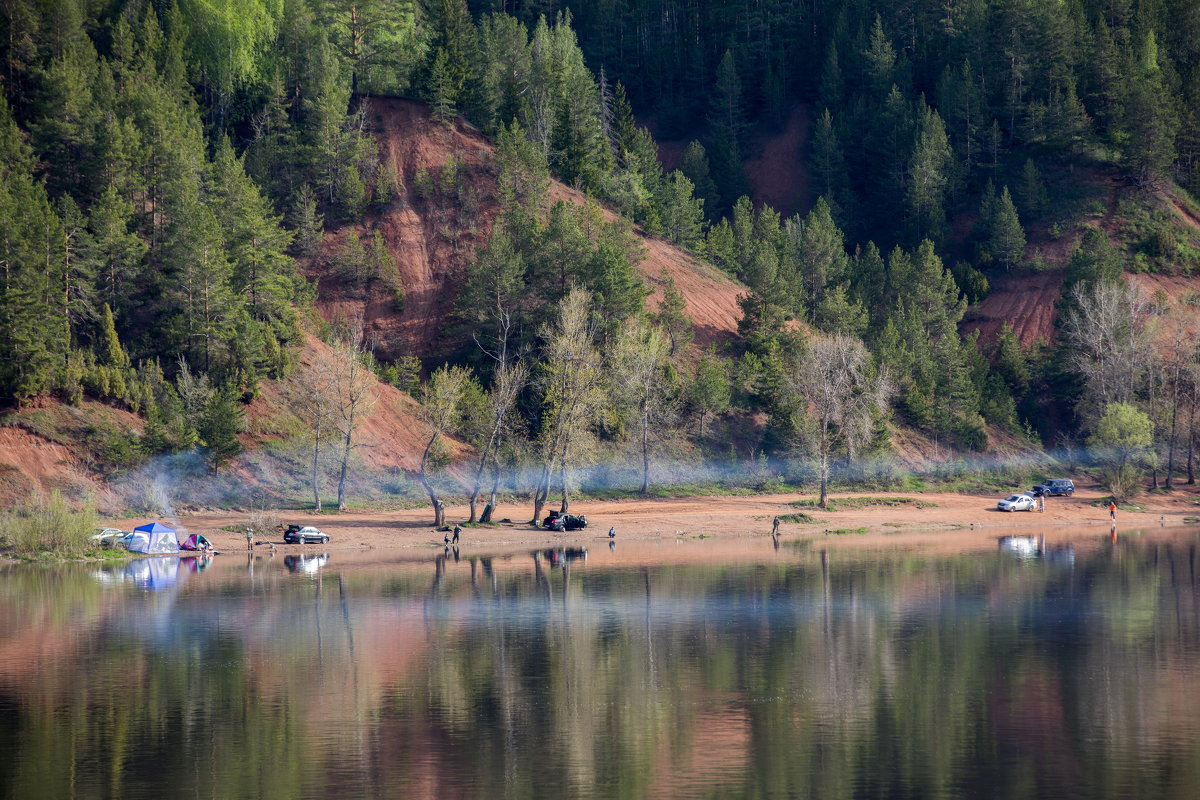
126,556,182,590
285,553,330,575
1,531,1199,800
998,535,1076,564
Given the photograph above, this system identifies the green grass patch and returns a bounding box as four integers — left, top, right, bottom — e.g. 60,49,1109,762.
1183,516,1200,524
0,491,99,556
824,527,869,535
777,512,818,524
789,496,938,511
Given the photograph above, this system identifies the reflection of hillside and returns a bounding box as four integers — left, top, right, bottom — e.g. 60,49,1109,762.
1,539,1199,797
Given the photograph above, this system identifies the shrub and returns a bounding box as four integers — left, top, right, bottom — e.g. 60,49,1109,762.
0,491,99,555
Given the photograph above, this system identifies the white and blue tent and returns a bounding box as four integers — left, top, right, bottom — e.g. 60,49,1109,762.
128,522,180,555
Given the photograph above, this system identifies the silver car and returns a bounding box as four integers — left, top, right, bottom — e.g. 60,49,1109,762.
997,493,1035,512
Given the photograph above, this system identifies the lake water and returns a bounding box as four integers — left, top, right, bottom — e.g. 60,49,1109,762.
2,530,1199,799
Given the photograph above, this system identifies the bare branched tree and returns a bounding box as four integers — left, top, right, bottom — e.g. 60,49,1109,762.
610,319,675,493
1061,281,1152,428
532,287,606,521
330,322,377,511
291,343,340,512
417,365,472,528
786,334,892,508
468,358,528,522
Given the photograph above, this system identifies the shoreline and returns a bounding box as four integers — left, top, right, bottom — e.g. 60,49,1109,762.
105,486,1200,556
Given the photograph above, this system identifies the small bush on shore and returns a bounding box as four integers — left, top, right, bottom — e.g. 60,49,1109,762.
0,491,99,555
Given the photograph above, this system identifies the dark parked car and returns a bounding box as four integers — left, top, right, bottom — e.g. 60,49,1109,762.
284,525,330,544
542,510,588,531
1032,479,1075,497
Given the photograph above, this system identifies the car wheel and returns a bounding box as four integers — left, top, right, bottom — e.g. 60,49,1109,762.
322,536,329,544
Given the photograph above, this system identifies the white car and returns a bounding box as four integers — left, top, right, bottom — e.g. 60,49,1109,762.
89,528,128,548
997,493,1036,512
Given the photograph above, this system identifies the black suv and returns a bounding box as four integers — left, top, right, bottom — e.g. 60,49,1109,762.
1032,479,1075,497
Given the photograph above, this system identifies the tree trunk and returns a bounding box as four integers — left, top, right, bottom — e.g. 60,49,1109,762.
1166,365,1179,489
1149,369,1160,489
531,464,550,524
818,423,830,508
311,418,323,513
337,427,352,511
468,431,500,523
1188,387,1196,484
640,414,650,494
419,433,444,527
481,464,500,524
559,461,570,513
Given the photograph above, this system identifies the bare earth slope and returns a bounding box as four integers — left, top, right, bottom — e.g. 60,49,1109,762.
311,98,745,361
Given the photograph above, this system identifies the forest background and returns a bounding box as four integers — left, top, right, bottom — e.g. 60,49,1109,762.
1,0,1199,519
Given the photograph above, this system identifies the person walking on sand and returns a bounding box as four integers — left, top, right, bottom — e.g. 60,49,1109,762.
771,516,781,536
1038,494,1045,513
1109,500,1117,521
452,524,461,544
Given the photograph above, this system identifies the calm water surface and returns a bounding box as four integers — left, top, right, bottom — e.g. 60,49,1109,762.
2,531,1199,799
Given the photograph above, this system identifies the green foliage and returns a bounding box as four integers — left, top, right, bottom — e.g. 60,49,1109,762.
1089,402,1153,501
0,490,99,556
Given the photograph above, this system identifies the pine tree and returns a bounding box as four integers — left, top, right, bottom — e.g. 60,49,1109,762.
863,15,896,96
1015,159,1049,219
818,43,843,112
210,138,296,335
988,186,1026,270
429,47,459,125
659,171,704,248
198,390,243,471
810,109,854,225
677,141,719,221
709,50,747,147
0,96,65,402
906,102,953,245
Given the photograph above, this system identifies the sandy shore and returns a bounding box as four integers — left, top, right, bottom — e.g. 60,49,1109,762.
111,486,1200,557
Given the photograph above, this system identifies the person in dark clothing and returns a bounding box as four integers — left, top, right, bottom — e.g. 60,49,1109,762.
452,525,461,544
771,517,781,536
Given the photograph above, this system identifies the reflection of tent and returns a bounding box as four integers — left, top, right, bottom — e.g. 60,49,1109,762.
129,522,180,555
126,557,181,590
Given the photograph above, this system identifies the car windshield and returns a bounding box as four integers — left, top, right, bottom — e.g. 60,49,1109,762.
1005,495,1021,501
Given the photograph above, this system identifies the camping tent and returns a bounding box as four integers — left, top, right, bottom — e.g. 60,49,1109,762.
180,533,212,551
129,522,180,555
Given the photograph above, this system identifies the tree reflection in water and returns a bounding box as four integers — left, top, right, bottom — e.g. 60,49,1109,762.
0,534,1198,799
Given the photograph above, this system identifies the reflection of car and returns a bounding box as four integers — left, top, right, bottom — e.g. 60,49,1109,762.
542,511,588,531
999,536,1039,558
997,493,1035,512
89,528,127,548
536,547,588,567
1032,479,1075,497
284,553,329,574
284,525,329,544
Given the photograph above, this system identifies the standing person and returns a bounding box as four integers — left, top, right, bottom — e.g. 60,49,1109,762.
1109,500,1117,521
771,517,781,536
452,524,461,544
1038,494,1045,513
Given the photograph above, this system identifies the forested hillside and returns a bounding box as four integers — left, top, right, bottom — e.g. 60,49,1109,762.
1,0,1198,509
